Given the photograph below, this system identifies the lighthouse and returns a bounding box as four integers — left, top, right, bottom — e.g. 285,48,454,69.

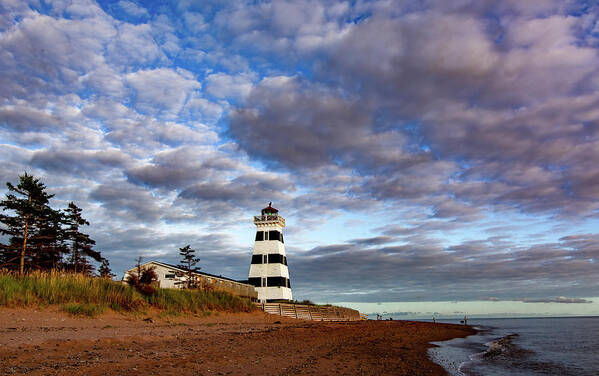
248,203,292,302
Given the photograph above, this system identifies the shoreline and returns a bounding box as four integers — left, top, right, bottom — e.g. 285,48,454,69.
0,307,476,375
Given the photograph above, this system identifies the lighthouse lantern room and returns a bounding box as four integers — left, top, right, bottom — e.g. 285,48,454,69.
248,203,292,302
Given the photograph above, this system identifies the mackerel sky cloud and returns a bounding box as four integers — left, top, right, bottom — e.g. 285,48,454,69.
1,0,598,313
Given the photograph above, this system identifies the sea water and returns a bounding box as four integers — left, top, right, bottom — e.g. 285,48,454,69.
427,317,599,376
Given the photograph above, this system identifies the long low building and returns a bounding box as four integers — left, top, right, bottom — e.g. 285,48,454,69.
123,261,257,300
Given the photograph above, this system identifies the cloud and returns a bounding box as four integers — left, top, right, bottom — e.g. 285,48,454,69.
117,1,150,18
229,77,428,174
90,181,164,223
285,231,599,302
183,97,224,123
126,68,201,116
521,297,593,304
31,149,130,178
178,171,294,210
107,22,166,66
126,146,239,189
1,1,599,307
350,236,395,246
205,73,255,100
226,2,599,219
0,106,64,132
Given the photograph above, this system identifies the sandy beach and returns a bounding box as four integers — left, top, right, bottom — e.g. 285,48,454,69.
0,308,476,376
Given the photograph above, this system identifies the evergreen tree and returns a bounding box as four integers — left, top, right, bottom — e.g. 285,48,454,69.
98,258,115,279
0,173,55,274
176,245,201,289
30,208,67,270
62,202,101,274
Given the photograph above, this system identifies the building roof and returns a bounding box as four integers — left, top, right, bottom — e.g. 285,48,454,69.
261,202,278,215
127,261,250,285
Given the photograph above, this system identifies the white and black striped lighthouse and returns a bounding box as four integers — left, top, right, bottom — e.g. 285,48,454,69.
248,203,292,302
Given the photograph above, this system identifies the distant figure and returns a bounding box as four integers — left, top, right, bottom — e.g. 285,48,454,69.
432,317,436,323
463,315,468,325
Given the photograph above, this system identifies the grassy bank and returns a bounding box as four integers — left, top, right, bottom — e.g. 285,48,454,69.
0,271,255,316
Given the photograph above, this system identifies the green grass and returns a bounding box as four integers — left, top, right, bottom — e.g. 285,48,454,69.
0,271,255,317
62,302,106,317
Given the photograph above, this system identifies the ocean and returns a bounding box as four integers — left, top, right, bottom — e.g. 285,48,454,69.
427,316,599,376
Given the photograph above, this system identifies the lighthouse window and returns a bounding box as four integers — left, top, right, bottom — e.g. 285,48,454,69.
255,231,264,241
248,277,261,286
268,230,282,242
251,255,262,264
266,277,289,287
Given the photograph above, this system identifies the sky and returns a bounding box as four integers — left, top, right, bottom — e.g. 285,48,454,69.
1,0,598,317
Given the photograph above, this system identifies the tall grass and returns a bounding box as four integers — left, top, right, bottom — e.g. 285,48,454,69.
0,271,255,316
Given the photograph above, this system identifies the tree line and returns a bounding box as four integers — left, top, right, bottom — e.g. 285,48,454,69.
0,173,112,277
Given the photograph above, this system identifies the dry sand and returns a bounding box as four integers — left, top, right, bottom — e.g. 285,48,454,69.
0,307,476,375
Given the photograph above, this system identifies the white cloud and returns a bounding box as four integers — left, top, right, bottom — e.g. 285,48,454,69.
184,11,208,33
117,0,150,18
205,72,255,100
126,68,201,116
184,97,224,123
108,22,166,66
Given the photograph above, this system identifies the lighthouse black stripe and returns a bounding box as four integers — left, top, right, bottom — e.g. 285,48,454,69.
247,277,290,288
250,254,288,265
254,231,284,243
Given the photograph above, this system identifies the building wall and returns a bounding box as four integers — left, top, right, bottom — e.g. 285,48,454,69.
123,262,257,300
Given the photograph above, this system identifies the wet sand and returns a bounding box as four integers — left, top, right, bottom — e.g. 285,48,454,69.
0,308,476,375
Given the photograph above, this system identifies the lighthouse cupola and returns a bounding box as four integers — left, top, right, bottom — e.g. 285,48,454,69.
248,203,292,302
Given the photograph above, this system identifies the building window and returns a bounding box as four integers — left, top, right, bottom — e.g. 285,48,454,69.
262,254,268,264
165,274,175,279
255,231,264,241
261,277,267,287
251,255,262,264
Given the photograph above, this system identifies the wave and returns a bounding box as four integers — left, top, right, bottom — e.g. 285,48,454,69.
482,333,532,359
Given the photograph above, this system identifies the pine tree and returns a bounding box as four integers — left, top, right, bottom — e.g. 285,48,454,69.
176,245,201,289
30,208,67,270
0,173,55,274
98,258,115,279
63,202,101,274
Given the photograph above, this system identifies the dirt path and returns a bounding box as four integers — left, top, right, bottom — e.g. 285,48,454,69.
0,308,475,375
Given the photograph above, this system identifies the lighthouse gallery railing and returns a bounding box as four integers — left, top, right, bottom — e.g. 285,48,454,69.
253,215,285,226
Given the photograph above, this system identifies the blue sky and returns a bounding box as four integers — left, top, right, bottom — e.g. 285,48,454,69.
1,0,599,317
